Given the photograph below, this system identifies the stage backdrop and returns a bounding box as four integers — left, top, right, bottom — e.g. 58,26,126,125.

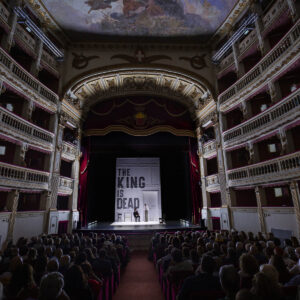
115,158,162,222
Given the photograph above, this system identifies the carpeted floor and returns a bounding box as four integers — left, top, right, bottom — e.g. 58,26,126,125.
113,251,164,300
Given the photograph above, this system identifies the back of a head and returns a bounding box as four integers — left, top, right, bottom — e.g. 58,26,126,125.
47,258,59,273
39,272,64,300
200,255,215,274
239,253,258,275
252,272,281,300
236,289,254,300
219,264,239,294
259,264,279,284
171,248,182,263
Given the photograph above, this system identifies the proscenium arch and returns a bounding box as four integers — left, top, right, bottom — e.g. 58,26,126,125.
63,65,216,122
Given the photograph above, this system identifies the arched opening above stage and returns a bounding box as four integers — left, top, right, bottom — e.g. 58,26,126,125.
78,95,202,226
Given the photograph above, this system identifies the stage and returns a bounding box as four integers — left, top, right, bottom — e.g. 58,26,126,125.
76,220,202,234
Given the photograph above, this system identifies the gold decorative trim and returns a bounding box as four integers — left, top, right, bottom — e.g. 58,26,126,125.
85,125,195,138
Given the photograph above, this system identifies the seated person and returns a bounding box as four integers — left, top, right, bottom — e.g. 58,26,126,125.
133,208,140,222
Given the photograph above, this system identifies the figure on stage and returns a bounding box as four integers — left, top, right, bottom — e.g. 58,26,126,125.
144,203,149,222
133,208,140,222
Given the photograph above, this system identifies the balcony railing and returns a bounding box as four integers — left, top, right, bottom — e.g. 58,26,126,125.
218,0,288,74
58,176,74,195
0,1,9,24
206,174,220,192
219,18,300,106
0,106,54,148
203,140,217,158
61,141,78,161
227,151,300,187
0,2,59,73
223,88,300,147
0,161,49,190
0,47,58,106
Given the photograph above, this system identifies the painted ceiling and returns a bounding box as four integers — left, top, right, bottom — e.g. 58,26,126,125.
40,0,238,40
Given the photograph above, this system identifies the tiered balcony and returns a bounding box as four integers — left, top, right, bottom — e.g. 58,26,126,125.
203,140,217,158
0,2,59,76
219,18,300,110
223,88,300,148
0,106,54,150
206,174,220,192
61,141,78,161
218,0,288,75
0,47,58,111
0,161,49,190
58,176,74,196
227,151,300,187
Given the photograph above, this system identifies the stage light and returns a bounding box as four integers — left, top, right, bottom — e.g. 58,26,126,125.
14,7,64,59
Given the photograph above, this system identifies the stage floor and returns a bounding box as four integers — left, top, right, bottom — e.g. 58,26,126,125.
77,220,201,233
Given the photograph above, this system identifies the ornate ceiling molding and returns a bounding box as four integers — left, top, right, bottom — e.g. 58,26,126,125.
63,65,215,121
211,0,253,45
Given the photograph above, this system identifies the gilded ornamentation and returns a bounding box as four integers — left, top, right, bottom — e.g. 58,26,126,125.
179,54,207,70
72,53,99,69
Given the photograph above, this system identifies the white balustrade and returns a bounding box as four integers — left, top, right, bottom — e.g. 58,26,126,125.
58,176,74,195
219,18,300,105
206,174,220,192
203,140,217,158
223,88,300,146
0,47,58,105
62,141,77,161
227,151,300,187
0,161,49,189
0,106,54,146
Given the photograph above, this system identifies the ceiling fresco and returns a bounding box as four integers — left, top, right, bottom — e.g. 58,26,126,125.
40,0,238,40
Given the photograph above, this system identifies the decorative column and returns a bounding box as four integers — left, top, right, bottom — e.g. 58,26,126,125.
213,115,232,230
287,0,299,22
251,2,270,55
1,0,21,52
13,142,28,167
45,110,65,234
197,126,211,229
49,114,65,210
6,190,19,242
255,186,267,233
21,100,35,121
246,141,259,165
241,101,252,120
290,181,300,237
232,41,245,78
268,81,282,103
30,37,43,77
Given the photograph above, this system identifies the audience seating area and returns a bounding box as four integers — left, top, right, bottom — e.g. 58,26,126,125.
0,232,130,300
150,230,300,300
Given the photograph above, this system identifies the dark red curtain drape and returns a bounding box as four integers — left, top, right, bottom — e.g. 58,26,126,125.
189,138,202,224
78,137,90,227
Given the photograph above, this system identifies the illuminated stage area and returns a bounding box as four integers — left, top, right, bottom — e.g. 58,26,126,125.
78,221,201,233
111,221,160,226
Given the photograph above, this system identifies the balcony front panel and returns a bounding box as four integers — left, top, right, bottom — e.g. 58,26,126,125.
0,106,55,150
219,19,300,111
61,141,77,161
227,151,300,187
0,2,9,27
0,161,49,190
206,174,220,192
0,47,58,112
58,176,74,196
223,88,300,148
203,140,217,159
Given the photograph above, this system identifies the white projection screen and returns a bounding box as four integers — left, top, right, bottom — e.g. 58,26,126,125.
115,158,162,223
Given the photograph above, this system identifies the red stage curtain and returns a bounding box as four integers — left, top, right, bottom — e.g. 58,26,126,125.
78,137,90,226
189,138,202,224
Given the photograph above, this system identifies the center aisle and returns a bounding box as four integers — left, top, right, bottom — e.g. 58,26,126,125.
113,251,164,300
